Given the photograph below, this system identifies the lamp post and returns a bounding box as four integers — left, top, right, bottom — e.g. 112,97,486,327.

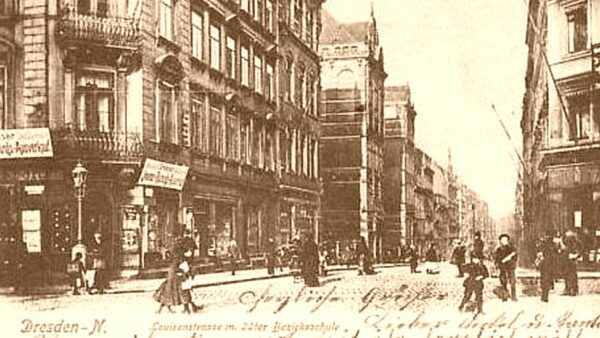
71,161,89,261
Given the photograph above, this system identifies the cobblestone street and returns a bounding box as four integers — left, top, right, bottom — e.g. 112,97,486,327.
5,263,600,338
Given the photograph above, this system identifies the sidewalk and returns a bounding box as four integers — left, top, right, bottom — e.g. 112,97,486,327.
0,263,404,298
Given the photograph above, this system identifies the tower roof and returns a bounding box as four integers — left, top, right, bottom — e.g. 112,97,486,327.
320,10,370,45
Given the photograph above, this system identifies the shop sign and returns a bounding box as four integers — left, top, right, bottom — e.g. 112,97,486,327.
25,185,45,195
138,158,189,191
0,128,53,159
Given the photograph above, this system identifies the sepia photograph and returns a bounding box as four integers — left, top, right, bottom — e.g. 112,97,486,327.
1,0,600,337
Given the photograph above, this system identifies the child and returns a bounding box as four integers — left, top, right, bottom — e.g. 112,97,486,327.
458,253,489,315
68,252,86,295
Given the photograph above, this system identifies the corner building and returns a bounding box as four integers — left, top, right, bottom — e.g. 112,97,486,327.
318,9,386,260
0,0,324,280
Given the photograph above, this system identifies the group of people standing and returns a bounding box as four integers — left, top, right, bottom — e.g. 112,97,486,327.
68,231,109,295
536,230,581,302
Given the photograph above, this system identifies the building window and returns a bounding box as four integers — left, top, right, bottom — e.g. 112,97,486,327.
241,118,250,164
253,0,263,23
209,104,222,156
192,98,206,151
567,7,587,53
568,96,590,140
0,66,5,129
265,0,274,32
226,113,239,160
159,0,173,40
210,24,221,70
241,45,250,86
157,81,177,143
296,68,304,105
266,62,274,102
191,11,203,60
279,129,289,173
265,127,274,171
254,54,262,94
75,71,115,132
289,59,295,102
294,0,303,32
76,0,108,16
252,120,263,167
226,36,236,79
241,0,250,12
305,9,313,44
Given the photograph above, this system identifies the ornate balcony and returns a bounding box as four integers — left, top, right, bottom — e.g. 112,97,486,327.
52,129,144,162
56,7,141,50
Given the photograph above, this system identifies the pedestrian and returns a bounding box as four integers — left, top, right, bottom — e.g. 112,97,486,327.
266,238,276,276
458,253,489,316
276,244,286,272
473,231,484,260
181,249,204,313
407,244,419,273
301,233,320,287
68,252,86,295
425,243,439,274
88,231,108,294
319,247,328,276
290,236,303,282
228,238,239,276
177,228,197,260
451,240,466,277
563,231,580,296
536,232,559,302
494,234,518,302
153,258,182,314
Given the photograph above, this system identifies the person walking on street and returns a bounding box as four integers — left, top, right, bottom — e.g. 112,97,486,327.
458,253,489,316
266,238,276,276
452,240,466,277
473,231,484,260
68,252,86,295
228,239,239,276
153,258,183,313
536,232,559,302
407,244,419,274
563,231,580,296
89,231,108,294
425,243,440,274
494,234,518,302
301,233,320,287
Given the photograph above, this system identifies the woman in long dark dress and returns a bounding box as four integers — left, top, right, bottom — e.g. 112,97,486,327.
301,234,320,287
153,258,182,313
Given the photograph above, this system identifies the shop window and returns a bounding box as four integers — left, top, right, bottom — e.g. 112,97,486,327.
241,45,250,86
246,207,261,254
157,81,178,144
213,203,234,257
159,0,173,40
226,36,236,79
226,113,239,160
50,205,75,254
209,104,222,156
210,24,221,70
191,10,203,60
147,199,178,266
75,71,115,132
254,54,262,94
192,98,206,151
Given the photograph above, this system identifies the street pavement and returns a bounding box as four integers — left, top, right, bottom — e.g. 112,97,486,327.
4,263,600,338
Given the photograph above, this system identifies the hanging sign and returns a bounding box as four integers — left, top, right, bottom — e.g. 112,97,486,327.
0,128,53,159
138,158,189,191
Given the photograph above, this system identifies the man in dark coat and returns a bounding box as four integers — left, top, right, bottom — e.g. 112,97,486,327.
451,240,466,277
537,232,559,302
458,253,489,315
494,234,518,301
301,233,320,287
89,231,108,294
563,231,580,296
407,244,419,273
266,238,276,276
473,231,484,260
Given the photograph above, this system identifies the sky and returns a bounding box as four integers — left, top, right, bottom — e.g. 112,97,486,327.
322,0,528,220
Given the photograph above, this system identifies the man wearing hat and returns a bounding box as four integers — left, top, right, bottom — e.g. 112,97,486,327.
472,231,484,260
494,234,518,301
88,231,108,294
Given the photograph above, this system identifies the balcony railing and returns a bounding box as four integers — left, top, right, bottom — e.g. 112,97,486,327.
280,172,320,192
57,7,141,49
52,129,143,162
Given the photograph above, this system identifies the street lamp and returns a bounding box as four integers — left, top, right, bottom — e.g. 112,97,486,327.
71,161,89,261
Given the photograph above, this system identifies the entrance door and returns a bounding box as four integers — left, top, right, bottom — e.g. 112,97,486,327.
83,193,113,269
